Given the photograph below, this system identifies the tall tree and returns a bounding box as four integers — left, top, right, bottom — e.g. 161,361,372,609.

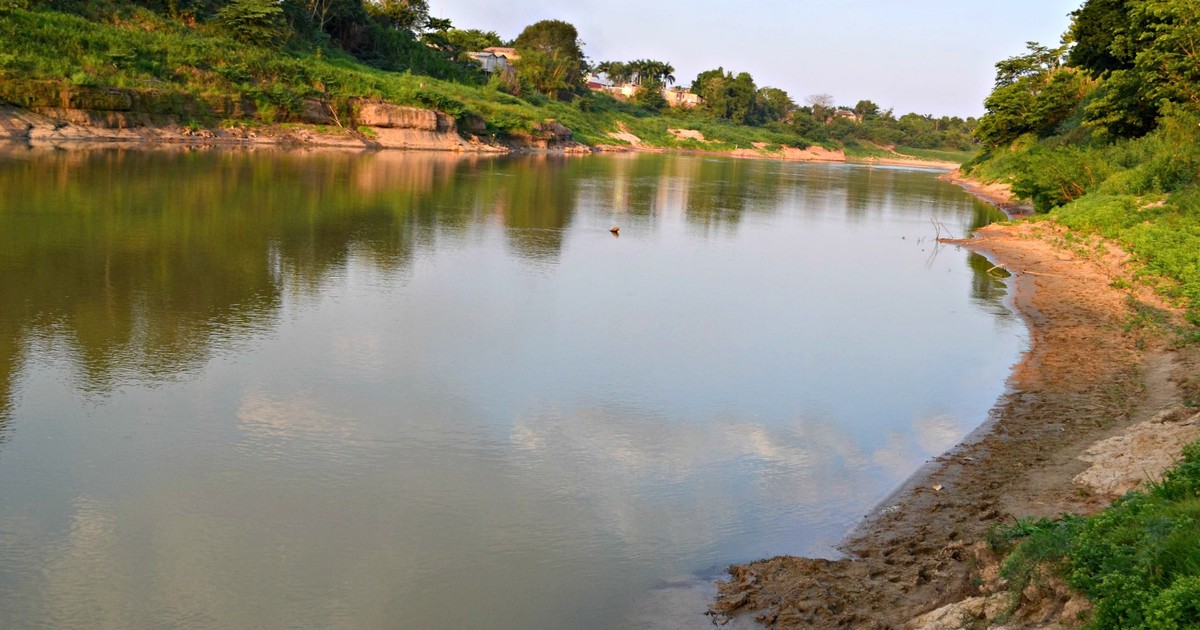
627,59,675,86
853,99,880,122
755,87,796,123
693,68,758,124
1068,0,1134,76
366,0,429,32
432,28,503,53
805,94,835,122
513,19,586,98
974,42,1089,146
595,61,631,84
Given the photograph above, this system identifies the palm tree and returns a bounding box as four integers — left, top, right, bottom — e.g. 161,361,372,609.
595,60,632,85
627,59,675,86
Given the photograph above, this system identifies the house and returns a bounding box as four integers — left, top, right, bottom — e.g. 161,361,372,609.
664,88,702,108
585,72,611,92
832,108,859,123
467,47,520,74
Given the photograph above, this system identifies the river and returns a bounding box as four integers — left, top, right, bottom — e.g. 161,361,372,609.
0,148,1025,629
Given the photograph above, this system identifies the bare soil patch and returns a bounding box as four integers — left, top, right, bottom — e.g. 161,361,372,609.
669,128,709,142
710,212,1198,628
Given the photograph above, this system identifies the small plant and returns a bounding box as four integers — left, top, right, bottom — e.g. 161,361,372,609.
991,440,1200,628
0,0,26,15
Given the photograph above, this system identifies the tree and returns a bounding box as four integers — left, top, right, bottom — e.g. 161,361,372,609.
1131,0,1200,109
627,59,675,86
693,68,758,124
1068,0,1134,76
974,42,1088,146
633,77,668,111
217,0,288,46
595,60,632,84
853,99,880,122
513,19,586,98
366,0,429,32
805,94,835,122
435,28,503,53
755,87,796,123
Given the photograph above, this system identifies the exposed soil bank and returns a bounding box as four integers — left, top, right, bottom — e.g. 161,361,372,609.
710,176,1200,628
0,80,587,153
0,81,961,167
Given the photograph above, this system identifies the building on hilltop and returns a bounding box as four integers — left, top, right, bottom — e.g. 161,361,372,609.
467,47,520,74
664,87,702,108
584,73,703,108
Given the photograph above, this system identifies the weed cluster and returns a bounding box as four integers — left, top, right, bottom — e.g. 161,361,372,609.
992,441,1200,628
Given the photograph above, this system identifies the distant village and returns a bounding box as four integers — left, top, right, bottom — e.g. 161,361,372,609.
466,46,703,108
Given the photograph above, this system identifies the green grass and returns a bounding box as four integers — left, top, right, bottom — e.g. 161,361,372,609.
0,6,835,151
840,140,975,164
992,441,1200,628
894,146,979,163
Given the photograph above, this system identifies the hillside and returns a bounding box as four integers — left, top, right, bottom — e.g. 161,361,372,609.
0,2,974,164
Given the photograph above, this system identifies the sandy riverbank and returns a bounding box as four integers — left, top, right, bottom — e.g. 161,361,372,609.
710,174,1200,628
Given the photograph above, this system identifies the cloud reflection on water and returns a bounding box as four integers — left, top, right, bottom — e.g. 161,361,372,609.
509,402,978,558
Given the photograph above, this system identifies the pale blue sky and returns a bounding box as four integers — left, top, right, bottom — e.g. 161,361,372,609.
429,0,1082,118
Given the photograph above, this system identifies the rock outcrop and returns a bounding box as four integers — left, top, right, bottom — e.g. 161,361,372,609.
351,100,496,152
0,80,518,153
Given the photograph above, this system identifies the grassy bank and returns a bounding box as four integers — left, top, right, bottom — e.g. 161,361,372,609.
992,438,1200,628
0,6,812,148
0,5,979,163
965,111,1200,332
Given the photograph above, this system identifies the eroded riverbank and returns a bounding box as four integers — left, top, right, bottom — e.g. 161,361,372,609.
710,180,1200,628
0,99,959,169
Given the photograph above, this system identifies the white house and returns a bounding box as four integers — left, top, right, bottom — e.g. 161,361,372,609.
467,47,520,73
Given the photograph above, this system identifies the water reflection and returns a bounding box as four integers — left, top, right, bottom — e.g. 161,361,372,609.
0,148,1020,629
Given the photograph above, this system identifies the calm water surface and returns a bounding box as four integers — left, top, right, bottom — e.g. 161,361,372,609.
0,149,1025,629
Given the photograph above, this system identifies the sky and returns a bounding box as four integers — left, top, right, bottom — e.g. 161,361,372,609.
429,0,1083,118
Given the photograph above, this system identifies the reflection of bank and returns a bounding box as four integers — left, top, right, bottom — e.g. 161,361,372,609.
0,149,488,410
0,334,15,439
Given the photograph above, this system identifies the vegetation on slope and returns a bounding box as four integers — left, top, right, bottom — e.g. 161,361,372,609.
968,1,1200,626
0,1,976,158
992,439,1200,629
967,0,1200,329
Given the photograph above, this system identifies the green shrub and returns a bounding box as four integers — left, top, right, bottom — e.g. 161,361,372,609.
1145,576,1200,629
995,440,1200,629
216,0,287,48
0,0,28,14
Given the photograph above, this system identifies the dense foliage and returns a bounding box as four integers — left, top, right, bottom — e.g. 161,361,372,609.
0,2,982,157
973,2,1200,622
512,19,585,100
969,0,1200,326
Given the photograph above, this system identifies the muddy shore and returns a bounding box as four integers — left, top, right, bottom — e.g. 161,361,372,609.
710,174,1200,628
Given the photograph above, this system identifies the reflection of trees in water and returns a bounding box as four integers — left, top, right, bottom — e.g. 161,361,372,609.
0,329,17,443
494,156,578,263
0,150,1015,436
967,252,1012,307
0,149,500,414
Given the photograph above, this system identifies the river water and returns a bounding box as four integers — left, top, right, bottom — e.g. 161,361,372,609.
0,148,1025,629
